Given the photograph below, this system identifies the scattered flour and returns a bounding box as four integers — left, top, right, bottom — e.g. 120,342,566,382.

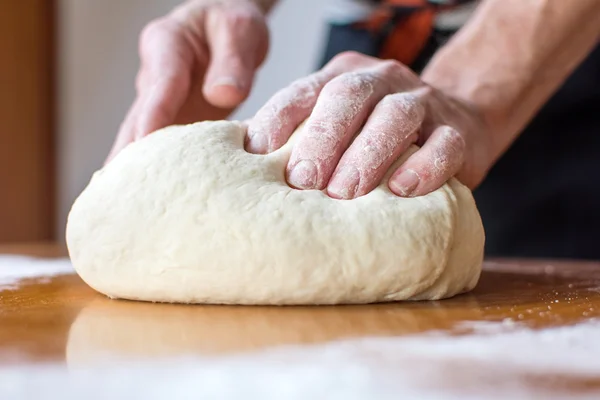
451,318,523,334
1,257,599,399
1,320,599,400
0,256,74,290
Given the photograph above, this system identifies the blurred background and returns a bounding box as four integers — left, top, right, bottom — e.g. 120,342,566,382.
0,0,328,243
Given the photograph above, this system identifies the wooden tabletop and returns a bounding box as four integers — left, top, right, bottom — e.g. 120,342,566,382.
1,243,600,398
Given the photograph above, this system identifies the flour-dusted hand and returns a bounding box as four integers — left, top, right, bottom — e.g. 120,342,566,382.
247,52,492,199
107,0,273,162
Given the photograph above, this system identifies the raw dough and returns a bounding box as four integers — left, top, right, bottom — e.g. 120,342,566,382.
66,121,484,305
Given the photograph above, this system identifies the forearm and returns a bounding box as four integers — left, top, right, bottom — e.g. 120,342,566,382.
422,0,600,163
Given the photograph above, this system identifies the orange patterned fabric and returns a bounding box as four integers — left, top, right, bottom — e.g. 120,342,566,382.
354,0,461,65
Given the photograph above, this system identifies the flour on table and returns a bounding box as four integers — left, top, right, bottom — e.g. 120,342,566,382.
0,256,73,291
2,321,600,400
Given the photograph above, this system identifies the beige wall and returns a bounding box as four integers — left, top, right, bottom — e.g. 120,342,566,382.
57,0,328,237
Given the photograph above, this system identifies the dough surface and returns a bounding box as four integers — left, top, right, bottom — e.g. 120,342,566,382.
66,121,484,305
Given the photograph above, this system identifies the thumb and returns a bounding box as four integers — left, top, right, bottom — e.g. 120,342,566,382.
203,5,269,108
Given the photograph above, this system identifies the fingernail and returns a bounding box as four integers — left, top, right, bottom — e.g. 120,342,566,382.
390,169,420,197
210,76,242,90
247,132,269,153
288,160,318,189
327,165,360,199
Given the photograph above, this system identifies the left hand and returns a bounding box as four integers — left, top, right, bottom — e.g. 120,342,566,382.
106,0,270,163
246,51,493,199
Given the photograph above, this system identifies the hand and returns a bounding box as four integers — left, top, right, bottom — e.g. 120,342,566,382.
107,0,270,162
247,51,493,199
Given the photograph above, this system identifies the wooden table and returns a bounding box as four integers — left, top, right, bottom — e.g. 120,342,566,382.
1,243,600,398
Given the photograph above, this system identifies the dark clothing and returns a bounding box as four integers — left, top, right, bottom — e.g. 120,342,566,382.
319,15,600,259
475,45,600,259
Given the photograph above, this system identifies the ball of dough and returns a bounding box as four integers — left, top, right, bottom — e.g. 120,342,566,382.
66,121,484,305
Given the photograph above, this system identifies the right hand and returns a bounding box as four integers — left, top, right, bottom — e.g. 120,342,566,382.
107,0,270,162
246,52,492,199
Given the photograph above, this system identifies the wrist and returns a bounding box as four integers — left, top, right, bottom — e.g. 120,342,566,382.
422,0,600,164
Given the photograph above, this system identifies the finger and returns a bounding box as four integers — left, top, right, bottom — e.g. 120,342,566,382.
105,97,145,164
106,19,193,164
136,75,193,139
246,70,333,153
286,69,393,190
203,6,268,108
388,125,466,197
327,91,425,199
134,19,194,139
246,51,379,154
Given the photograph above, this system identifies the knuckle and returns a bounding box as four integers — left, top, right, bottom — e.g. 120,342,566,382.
329,51,367,66
323,71,375,97
379,94,401,111
286,75,321,101
376,60,420,88
265,84,314,117
306,119,333,136
139,18,182,59
441,126,466,152
220,6,263,30
295,73,323,93
425,126,467,180
378,93,425,125
378,59,409,76
304,120,341,146
381,92,416,108
140,18,171,45
405,95,426,118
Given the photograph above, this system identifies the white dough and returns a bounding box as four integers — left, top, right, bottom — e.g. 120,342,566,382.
66,121,484,305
